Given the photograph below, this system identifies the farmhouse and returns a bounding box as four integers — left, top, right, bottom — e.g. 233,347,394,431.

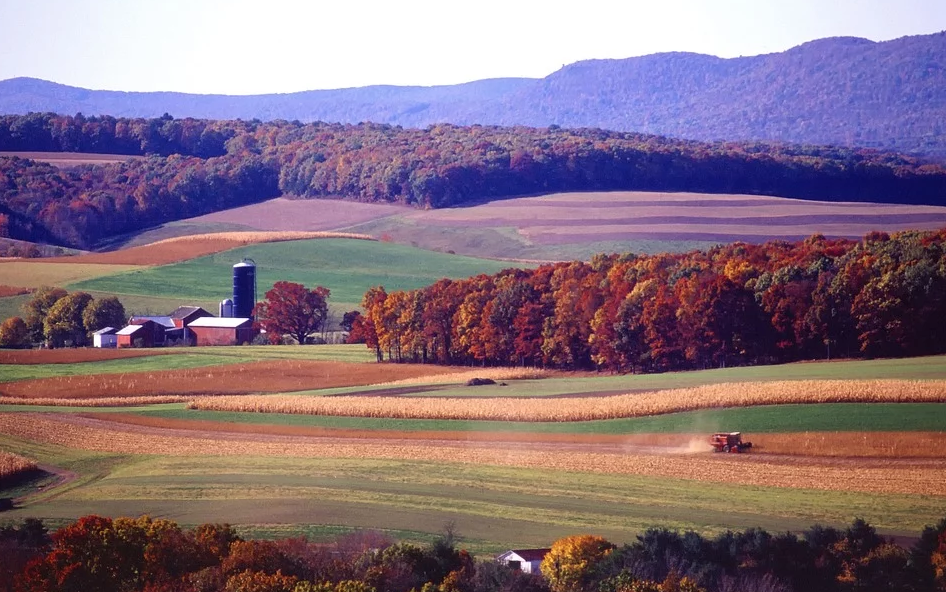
496,548,550,574
92,327,117,348
116,320,163,348
187,316,256,346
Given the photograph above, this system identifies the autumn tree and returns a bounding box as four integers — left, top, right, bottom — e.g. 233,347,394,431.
0,316,30,348
43,291,93,348
254,281,330,345
81,296,126,333
22,286,67,343
541,535,615,592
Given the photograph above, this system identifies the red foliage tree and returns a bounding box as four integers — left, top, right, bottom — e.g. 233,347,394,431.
254,281,330,345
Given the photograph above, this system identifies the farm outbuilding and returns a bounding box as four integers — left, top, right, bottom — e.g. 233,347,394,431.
496,548,550,574
92,327,117,348
187,317,256,346
116,320,163,348
169,306,213,328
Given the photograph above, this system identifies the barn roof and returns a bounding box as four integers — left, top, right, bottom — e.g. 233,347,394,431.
498,548,551,562
169,306,211,319
92,327,117,335
188,317,253,328
116,324,146,336
129,316,174,328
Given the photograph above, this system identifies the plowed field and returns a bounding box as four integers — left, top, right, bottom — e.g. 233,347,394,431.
1,413,942,496
0,348,170,365
0,360,458,399
36,231,374,265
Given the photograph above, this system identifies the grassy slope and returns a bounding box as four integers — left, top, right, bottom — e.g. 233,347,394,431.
69,238,525,309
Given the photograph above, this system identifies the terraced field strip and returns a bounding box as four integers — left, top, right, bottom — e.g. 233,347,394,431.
189,379,946,420
72,413,946,458
1,413,943,497
0,261,142,287
0,449,37,479
0,360,461,400
0,151,142,165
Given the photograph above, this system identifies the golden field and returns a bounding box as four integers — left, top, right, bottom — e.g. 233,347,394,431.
0,450,37,479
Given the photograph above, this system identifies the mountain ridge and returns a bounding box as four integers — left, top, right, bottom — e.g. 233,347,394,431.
2,31,946,154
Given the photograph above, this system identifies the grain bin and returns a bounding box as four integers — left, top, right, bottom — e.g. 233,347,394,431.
219,298,234,318
232,259,257,319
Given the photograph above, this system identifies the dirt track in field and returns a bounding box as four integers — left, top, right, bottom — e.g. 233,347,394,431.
1,412,943,496
0,360,459,399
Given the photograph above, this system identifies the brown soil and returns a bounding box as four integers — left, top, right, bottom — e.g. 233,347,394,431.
2,413,943,496
0,348,172,365
183,196,407,232
0,285,32,298
0,360,459,399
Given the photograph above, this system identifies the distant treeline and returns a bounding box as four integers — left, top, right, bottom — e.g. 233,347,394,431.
353,229,946,370
3,113,946,248
2,514,945,592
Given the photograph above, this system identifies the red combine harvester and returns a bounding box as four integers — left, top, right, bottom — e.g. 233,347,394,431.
710,432,752,453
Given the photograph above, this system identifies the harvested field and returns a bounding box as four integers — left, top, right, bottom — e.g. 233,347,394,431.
0,396,191,407
0,450,37,479
76,414,946,459
0,348,171,365
372,368,552,387
39,231,376,266
182,196,408,231
188,379,946,421
402,191,946,245
0,151,142,166
1,413,943,496
0,360,459,400
0,285,32,297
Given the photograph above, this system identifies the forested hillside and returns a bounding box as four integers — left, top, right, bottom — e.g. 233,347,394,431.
3,113,946,249
3,32,946,154
354,229,946,370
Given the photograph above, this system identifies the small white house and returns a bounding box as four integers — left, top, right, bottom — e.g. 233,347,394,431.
496,548,550,574
92,327,118,348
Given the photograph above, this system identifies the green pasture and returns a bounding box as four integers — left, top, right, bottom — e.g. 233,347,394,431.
1,439,942,553
70,238,524,309
127,402,946,434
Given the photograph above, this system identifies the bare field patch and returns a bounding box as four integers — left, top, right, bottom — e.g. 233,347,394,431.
40,231,376,266
402,191,946,244
181,196,408,231
0,285,32,297
1,413,943,496
372,368,553,387
0,449,37,479
0,261,142,287
188,379,946,421
0,360,459,400
0,151,143,166
0,348,172,365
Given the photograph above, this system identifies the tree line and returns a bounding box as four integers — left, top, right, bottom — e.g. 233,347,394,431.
1,515,944,592
350,228,946,370
3,112,946,248
0,287,125,349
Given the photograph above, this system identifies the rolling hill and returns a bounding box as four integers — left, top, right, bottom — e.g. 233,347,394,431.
3,32,946,154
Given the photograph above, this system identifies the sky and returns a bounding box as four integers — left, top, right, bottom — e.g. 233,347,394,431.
2,0,946,95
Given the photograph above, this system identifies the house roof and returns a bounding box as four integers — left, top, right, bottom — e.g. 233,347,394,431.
188,317,253,328
130,316,175,328
92,327,117,335
116,324,146,336
169,306,211,319
498,549,551,562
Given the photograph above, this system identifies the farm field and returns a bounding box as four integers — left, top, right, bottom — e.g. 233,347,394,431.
0,151,143,166
1,347,945,551
69,238,528,309
164,191,946,260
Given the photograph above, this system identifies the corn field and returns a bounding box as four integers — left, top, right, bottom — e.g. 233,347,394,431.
188,379,946,421
0,450,37,479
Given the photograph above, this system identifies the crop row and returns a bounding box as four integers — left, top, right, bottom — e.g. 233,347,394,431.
188,379,946,421
0,450,37,479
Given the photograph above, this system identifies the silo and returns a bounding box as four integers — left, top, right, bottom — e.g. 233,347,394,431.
219,298,234,318
232,259,257,319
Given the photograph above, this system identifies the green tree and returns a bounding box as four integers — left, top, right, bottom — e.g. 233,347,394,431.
22,286,67,343
0,316,30,348
43,291,93,348
82,296,126,333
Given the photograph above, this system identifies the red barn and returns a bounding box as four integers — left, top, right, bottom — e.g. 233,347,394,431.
169,306,213,329
116,320,162,348
187,317,256,346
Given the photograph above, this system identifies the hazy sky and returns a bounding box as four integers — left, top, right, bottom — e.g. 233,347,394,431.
2,0,945,95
